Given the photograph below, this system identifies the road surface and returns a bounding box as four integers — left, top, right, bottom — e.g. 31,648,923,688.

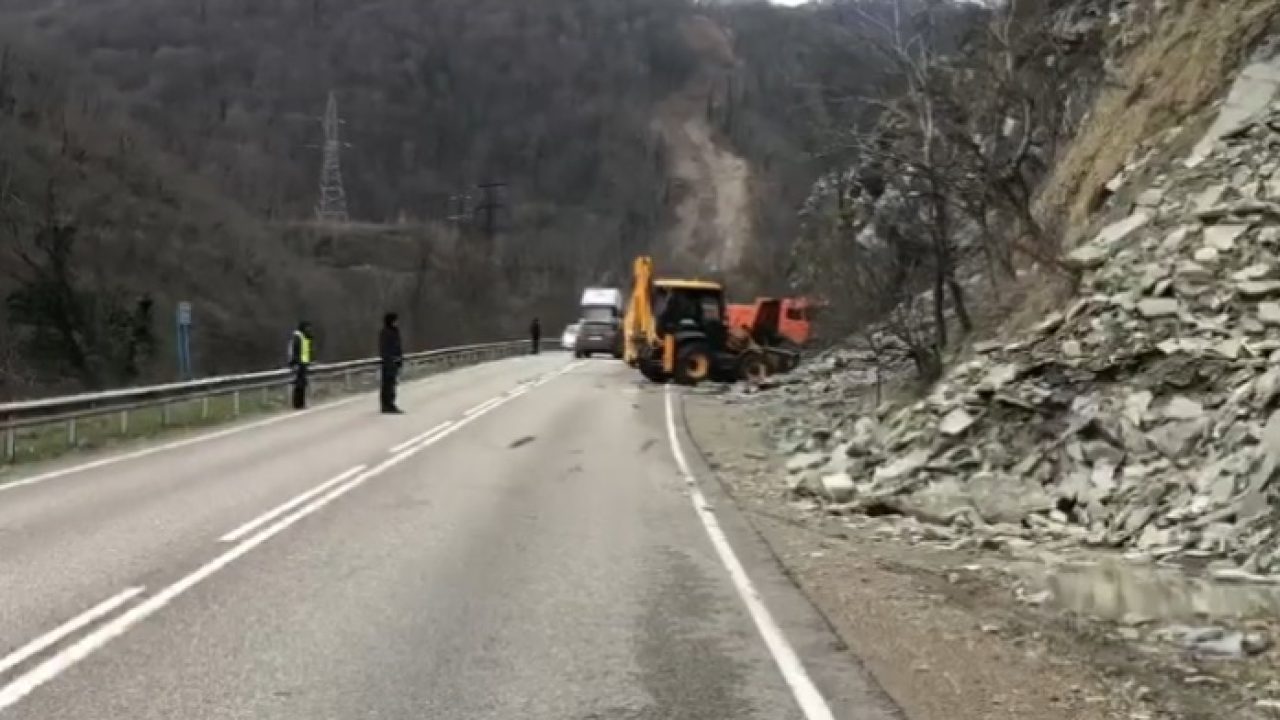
0,355,899,719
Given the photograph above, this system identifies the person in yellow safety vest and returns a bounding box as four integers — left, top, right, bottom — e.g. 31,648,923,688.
288,321,314,410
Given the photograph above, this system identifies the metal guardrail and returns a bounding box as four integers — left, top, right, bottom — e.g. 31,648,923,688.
1,339,553,463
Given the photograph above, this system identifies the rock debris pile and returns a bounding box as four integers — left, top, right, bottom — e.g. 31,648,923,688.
769,102,1280,576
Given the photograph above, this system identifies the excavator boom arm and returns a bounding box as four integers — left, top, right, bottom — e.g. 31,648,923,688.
623,255,655,365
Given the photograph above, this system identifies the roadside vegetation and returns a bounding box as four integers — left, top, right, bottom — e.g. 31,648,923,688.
0,0,865,400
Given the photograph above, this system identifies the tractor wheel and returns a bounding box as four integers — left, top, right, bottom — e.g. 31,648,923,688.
674,342,713,385
738,351,770,384
638,358,669,383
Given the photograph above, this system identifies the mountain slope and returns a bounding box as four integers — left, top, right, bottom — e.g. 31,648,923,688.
0,0,864,396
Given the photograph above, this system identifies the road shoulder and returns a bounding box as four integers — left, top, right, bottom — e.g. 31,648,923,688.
679,390,1167,720
666,387,904,720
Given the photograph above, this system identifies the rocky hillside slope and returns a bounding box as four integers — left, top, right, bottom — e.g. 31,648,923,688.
749,0,1280,578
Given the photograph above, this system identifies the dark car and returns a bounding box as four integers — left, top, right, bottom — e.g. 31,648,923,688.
575,319,623,358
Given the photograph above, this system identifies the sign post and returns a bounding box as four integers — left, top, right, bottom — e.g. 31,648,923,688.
176,301,193,381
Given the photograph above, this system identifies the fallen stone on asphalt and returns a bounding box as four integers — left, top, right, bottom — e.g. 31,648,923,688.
1233,263,1273,281
938,408,977,436
786,452,826,474
1259,303,1280,326
1193,246,1220,264
1237,280,1280,298
1164,626,1274,658
1213,338,1243,359
1162,396,1204,421
1135,188,1164,208
1193,185,1227,212
874,448,930,483
1204,224,1249,251
847,416,881,455
1065,244,1109,270
1093,211,1152,249
1137,298,1180,318
821,472,856,503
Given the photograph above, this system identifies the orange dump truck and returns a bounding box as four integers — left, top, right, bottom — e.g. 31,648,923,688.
725,297,819,349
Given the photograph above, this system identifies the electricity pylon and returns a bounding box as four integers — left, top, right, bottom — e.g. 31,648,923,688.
315,90,349,223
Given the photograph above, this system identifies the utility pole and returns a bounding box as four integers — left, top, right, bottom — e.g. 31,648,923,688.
473,181,508,241
445,192,472,226
315,90,349,223
175,301,193,381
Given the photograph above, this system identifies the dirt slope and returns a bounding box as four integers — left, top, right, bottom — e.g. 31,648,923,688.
654,15,754,276
1041,0,1280,241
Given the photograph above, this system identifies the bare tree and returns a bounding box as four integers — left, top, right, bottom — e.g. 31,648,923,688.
934,0,1072,274
791,0,1080,381
834,0,974,352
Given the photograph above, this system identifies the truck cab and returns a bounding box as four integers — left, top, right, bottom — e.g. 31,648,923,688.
576,287,624,358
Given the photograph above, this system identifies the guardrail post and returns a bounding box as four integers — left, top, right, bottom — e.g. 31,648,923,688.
232,390,241,417
67,418,77,447
5,426,15,463
344,371,353,391
161,403,171,427
262,386,270,407
201,397,210,421
119,409,129,435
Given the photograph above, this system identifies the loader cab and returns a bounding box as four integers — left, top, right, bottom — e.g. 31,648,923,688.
645,280,746,384
654,281,726,338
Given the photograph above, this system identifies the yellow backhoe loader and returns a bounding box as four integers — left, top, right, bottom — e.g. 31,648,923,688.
622,256,791,385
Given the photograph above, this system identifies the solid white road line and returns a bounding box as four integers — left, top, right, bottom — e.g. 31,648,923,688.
217,465,367,544
0,587,145,677
0,460,386,711
0,360,585,713
663,386,836,720
388,421,454,454
0,355,558,497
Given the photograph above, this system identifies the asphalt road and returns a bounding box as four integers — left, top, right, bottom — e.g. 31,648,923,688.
0,354,900,719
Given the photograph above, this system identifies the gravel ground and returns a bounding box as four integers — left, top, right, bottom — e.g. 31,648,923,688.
681,391,1277,720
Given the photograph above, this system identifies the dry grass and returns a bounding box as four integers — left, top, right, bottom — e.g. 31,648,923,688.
1040,0,1280,243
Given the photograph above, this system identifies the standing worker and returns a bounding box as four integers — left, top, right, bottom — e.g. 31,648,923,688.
288,321,314,410
529,317,541,355
380,312,404,414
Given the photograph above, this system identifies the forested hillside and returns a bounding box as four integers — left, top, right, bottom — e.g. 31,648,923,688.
0,0,869,398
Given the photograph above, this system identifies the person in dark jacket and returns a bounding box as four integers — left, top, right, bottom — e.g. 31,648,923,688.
288,321,314,410
529,317,541,355
379,312,404,414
